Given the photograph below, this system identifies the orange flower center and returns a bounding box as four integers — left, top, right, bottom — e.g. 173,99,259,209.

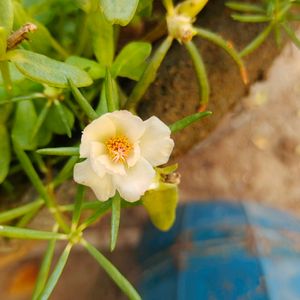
106,136,133,163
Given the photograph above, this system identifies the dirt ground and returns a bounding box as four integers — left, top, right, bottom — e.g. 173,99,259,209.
178,40,300,216
1,36,300,300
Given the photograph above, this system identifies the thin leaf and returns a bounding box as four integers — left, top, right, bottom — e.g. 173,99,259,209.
82,240,141,300
225,2,265,13
111,42,152,80
71,185,85,230
37,147,79,156
78,200,112,231
0,199,43,224
0,125,10,183
31,101,51,141
282,22,300,49
126,36,173,110
169,111,212,133
0,93,45,106
231,13,270,23
69,78,98,120
7,49,92,88
240,23,273,57
45,103,74,136
12,140,70,232
0,225,67,240
32,229,57,300
39,243,73,300
52,156,79,187
100,0,139,26
105,69,119,111
110,193,121,251
12,139,51,205
54,100,72,138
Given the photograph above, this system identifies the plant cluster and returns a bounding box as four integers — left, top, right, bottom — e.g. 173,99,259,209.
0,0,299,299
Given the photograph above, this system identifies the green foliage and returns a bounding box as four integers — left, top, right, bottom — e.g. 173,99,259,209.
0,125,10,183
1,0,299,298
7,49,92,87
226,0,300,55
100,0,139,26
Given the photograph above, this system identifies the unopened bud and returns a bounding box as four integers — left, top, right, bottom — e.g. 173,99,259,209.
167,14,196,43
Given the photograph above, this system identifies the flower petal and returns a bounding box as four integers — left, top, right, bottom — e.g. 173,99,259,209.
74,159,115,201
108,110,145,142
126,142,140,167
96,155,126,176
139,116,174,166
114,158,155,202
80,115,116,158
89,142,107,177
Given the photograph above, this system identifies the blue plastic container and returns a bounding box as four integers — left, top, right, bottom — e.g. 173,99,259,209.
138,201,300,300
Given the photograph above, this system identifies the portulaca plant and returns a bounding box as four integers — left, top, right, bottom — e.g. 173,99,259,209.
1,0,297,298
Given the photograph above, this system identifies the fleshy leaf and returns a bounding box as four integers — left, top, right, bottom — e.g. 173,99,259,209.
6,50,92,88
89,11,114,66
111,42,152,80
0,125,10,183
99,0,139,26
66,56,105,80
142,183,178,231
12,100,38,150
0,0,13,37
45,104,74,136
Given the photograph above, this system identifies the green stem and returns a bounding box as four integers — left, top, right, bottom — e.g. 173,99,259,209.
0,93,45,106
110,193,121,251
185,41,210,109
125,36,173,111
52,156,79,187
78,200,111,232
195,27,248,84
82,240,141,300
105,68,119,112
0,61,12,95
54,100,72,138
31,100,51,141
12,140,70,233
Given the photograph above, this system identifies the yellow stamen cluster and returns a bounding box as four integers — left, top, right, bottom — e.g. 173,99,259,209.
106,136,133,163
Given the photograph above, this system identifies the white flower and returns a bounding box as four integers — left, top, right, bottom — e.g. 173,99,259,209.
73,110,174,202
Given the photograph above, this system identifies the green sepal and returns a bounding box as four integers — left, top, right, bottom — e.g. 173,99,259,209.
142,183,178,231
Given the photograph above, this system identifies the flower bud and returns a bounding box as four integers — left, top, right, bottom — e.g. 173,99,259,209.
176,0,209,18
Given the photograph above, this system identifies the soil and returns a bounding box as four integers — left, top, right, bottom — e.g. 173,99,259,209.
1,1,300,299
139,0,282,157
